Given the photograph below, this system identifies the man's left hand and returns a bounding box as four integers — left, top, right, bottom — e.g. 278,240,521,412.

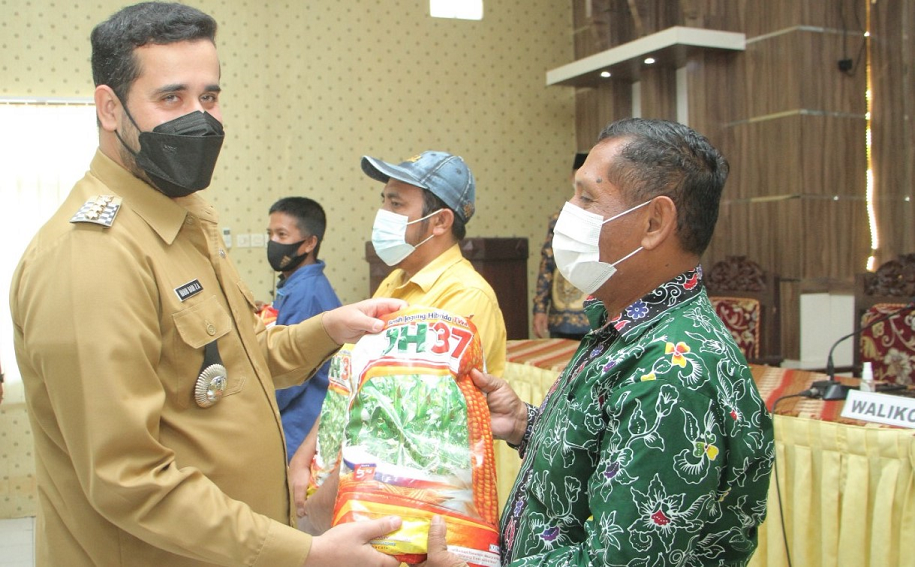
321,299,407,345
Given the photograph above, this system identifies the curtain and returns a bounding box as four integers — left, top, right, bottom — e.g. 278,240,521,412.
0,103,97,385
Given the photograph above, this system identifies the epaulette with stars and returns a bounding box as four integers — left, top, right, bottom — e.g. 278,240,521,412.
69,195,122,227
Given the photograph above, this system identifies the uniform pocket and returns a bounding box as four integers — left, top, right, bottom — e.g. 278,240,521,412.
173,294,232,347
172,294,244,401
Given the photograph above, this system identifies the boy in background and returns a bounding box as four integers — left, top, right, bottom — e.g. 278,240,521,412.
267,197,342,459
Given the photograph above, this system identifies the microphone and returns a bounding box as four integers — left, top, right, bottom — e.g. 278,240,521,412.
809,299,915,400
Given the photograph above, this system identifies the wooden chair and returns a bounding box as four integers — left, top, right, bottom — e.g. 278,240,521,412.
853,253,915,384
705,255,783,366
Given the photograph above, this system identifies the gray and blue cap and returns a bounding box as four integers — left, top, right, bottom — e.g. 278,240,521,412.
362,150,476,222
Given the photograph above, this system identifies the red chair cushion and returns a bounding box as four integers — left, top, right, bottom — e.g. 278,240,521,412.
859,303,915,385
710,296,760,360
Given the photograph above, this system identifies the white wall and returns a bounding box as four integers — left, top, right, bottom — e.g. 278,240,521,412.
782,292,856,372
0,103,97,385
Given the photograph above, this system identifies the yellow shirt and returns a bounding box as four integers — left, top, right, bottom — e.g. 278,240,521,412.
10,151,334,566
373,243,507,377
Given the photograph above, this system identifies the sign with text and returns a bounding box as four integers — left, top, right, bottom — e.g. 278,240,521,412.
841,389,915,429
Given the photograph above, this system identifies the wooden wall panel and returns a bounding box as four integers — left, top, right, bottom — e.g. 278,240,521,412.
577,0,638,55
706,194,803,280
735,0,803,37
870,0,915,265
579,0,742,53
712,115,867,277
575,88,603,149
800,198,869,280
572,0,595,59
719,118,803,201
684,51,739,139
678,0,741,32
797,115,867,199
796,32,866,113
626,0,679,35
739,31,865,118
638,66,676,120
739,34,804,116
575,81,633,149
797,1,865,31
737,0,863,38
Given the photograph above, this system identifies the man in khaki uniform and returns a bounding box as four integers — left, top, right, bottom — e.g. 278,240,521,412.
9,3,403,566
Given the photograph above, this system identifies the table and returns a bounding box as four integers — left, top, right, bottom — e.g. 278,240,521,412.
500,339,915,567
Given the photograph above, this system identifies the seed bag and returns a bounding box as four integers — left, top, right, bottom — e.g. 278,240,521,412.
330,306,499,566
304,342,353,494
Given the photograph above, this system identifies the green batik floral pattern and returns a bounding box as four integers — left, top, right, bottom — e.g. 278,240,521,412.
500,267,774,567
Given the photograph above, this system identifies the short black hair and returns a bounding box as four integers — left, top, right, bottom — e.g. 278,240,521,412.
91,2,218,104
596,118,729,256
269,197,328,259
421,190,466,241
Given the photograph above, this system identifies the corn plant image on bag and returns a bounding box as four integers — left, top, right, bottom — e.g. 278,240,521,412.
332,306,499,566
308,343,355,495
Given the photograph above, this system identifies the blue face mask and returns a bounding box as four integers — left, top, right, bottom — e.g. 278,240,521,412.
370,208,441,266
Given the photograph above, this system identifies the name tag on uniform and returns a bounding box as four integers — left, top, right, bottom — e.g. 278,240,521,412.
175,279,203,302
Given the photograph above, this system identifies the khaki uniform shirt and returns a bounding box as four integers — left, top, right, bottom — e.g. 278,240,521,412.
10,150,337,566
373,243,507,377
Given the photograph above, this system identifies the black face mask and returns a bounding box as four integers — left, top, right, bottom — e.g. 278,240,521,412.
267,239,308,272
116,108,225,198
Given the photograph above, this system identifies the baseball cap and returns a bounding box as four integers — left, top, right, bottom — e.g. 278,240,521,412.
362,150,476,222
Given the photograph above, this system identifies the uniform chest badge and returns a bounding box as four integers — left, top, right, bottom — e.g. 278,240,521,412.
70,195,122,227
195,364,227,408
195,340,227,408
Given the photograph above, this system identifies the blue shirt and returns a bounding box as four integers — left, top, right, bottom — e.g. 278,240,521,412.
273,260,342,460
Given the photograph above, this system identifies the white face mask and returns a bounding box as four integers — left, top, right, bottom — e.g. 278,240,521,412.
371,208,441,266
552,199,651,295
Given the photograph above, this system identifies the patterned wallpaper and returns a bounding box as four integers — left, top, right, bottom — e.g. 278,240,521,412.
2,0,576,309
0,382,35,518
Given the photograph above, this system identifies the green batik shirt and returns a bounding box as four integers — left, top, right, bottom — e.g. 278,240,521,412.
500,267,774,566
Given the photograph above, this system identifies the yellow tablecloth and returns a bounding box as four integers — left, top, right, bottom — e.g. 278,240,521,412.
750,415,915,567
500,339,915,566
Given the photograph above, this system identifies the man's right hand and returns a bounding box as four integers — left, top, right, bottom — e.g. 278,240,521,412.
470,369,528,446
304,516,403,567
321,299,407,345
414,515,468,567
